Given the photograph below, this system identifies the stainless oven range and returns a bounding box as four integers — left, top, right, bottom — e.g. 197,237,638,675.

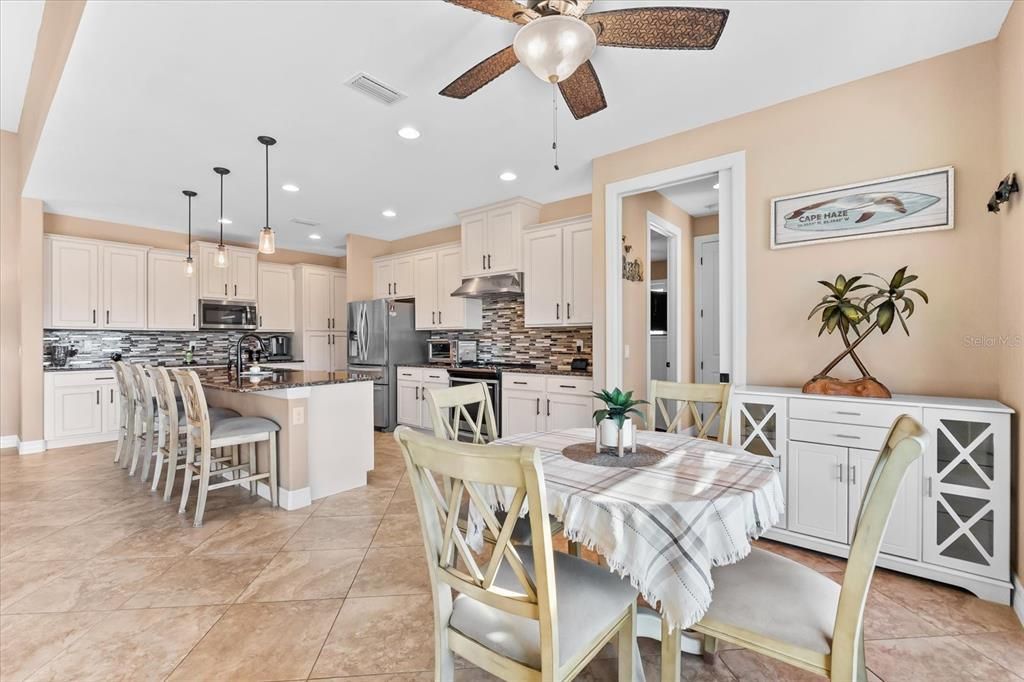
446,362,536,440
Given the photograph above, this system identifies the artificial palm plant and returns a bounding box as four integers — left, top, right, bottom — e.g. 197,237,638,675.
804,266,928,398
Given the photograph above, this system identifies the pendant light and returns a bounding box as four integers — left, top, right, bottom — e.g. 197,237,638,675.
213,166,230,268
182,190,197,276
257,135,277,254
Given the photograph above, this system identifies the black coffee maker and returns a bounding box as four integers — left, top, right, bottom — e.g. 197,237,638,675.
266,335,292,361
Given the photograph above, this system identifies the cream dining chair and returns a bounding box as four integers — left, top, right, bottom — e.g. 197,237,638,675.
692,414,928,681
647,380,733,444
111,361,135,467
424,383,566,548
393,426,642,682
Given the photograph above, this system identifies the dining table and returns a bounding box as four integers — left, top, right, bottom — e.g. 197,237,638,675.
483,427,786,682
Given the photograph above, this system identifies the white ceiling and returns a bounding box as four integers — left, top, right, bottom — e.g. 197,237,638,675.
0,0,44,132
25,0,1011,255
658,173,719,218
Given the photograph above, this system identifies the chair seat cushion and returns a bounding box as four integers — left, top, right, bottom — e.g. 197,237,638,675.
701,547,839,655
178,407,240,426
449,548,637,668
211,416,281,440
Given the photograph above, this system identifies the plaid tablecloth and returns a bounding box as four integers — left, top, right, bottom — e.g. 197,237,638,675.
486,428,785,630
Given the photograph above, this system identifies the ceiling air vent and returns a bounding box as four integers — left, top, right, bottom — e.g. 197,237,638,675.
290,217,320,227
346,72,406,106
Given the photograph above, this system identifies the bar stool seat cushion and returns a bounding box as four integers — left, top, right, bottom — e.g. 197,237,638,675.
179,407,240,427
449,548,637,668
211,416,281,440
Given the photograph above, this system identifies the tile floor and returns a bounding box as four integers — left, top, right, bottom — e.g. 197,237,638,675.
1,433,1021,681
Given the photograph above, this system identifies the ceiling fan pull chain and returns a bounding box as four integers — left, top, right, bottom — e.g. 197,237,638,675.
552,83,559,171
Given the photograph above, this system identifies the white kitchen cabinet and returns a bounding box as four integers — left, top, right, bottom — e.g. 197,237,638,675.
44,369,119,448
396,367,449,428
849,447,921,560
47,237,100,328
102,384,120,434
294,266,346,366
302,332,332,372
197,244,229,299
52,385,105,438
195,242,257,302
411,245,482,331
459,198,541,277
413,252,439,330
230,249,258,300
373,259,394,299
257,263,295,332
302,267,333,331
501,373,593,437
787,441,848,544
148,249,198,330
522,216,592,327
372,255,414,299
421,372,450,428
397,378,422,427
331,272,348,331
331,333,347,371
101,244,148,329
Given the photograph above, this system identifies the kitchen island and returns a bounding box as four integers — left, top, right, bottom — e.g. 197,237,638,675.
192,367,376,509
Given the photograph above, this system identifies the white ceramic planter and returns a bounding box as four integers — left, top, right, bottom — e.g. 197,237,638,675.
599,418,635,449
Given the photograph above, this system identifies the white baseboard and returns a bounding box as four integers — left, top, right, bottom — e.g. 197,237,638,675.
45,432,117,450
17,440,46,455
215,472,312,511
0,435,19,449
1013,574,1024,627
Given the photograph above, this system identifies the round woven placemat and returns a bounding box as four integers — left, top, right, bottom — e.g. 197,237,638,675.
560,442,668,468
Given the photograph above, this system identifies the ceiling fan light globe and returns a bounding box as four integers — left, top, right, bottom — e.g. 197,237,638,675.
513,15,596,84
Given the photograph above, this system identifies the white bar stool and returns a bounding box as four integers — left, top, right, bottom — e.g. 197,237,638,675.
126,363,157,477
112,361,135,467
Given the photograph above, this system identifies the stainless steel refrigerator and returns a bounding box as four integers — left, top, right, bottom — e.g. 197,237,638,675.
348,299,428,431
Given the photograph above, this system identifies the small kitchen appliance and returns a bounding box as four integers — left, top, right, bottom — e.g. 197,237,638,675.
455,339,479,365
427,338,452,364
266,334,292,361
199,299,257,330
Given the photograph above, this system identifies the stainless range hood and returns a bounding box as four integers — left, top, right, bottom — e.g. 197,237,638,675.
450,272,524,298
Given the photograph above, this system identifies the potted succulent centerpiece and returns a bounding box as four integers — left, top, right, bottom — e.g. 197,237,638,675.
592,388,648,456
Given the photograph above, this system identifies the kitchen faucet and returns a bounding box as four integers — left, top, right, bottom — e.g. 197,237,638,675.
233,334,267,374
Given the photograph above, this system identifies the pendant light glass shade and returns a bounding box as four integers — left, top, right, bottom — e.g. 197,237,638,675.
213,167,230,268
215,243,228,268
257,135,277,255
258,226,275,254
184,256,194,276
183,190,197,277
513,15,596,84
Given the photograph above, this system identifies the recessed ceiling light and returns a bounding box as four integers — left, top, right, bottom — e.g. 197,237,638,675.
713,183,720,190
397,126,420,140
308,233,322,240
218,218,232,224
499,171,517,182
382,209,397,218
282,184,299,192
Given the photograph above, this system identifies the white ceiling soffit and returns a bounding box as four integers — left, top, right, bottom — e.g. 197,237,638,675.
658,173,719,217
25,0,1011,255
0,0,44,133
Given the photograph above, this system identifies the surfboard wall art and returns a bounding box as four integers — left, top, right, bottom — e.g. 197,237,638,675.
771,166,954,249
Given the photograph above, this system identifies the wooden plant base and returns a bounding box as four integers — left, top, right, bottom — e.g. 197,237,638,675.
802,375,892,399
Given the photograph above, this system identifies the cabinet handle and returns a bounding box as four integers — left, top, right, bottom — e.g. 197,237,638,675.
835,410,861,416
546,399,551,416
834,433,861,440
513,381,527,385
92,309,96,323
438,311,442,325
415,386,419,400
482,255,486,270
234,284,238,297
837,464,843,482
110,389,114,404
559,384,576,389
193,313,196,327
96,390,100,405
393,282,397,294
536,397,540,415
487,254,491,269
259,315,263,328
566,302,571,319
106,310,110,324
555,303,560,320
849,464,856,485
432,311,435,324
225,284,228,296
925,476,933,497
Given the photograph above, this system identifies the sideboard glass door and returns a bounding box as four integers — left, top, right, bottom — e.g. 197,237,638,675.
732,394,788,529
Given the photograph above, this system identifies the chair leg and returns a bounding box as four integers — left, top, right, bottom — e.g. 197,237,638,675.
164,431,182,502
568,540,582,557
119,413,134,469
150,419,166,492
702,634,718,665
128,428,142,476
249,442,257,496
193,443,212,528
178,433,194,514
618,603,637,681
268,435,279,508
661,617,681,682
140,412,155,482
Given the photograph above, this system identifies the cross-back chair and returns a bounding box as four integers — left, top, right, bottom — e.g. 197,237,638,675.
393,426,641,681
111,361,135,466
127,363,157,478
648,380,733,444
693,414,928,681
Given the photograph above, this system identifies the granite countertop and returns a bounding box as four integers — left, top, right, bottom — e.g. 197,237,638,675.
44,358,301,372
194,366,373,393
399,362,592,378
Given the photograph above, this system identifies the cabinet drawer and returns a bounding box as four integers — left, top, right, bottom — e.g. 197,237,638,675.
789,418,890,451
503,373,545,392
422,369,448,383
396,367,423,381
789,397,919,429
51,371,115,387
545,376,593,395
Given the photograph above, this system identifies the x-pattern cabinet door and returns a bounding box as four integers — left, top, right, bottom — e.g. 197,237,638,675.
922,409,1009,580
732,394,788,529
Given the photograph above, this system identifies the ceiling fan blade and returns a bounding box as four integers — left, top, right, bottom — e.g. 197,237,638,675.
558,60,607,120
440,45,520,99
585,7,729,50
443,0,537,24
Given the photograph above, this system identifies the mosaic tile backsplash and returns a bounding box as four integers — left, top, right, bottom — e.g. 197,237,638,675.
43,330,286,369
433,298,592,372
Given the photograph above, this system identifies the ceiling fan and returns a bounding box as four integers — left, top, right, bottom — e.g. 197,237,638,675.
440,0,730,120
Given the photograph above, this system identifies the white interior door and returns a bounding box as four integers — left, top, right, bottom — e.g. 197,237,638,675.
695,236,720,386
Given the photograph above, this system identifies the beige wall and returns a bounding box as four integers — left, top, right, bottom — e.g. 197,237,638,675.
1,132,21,437
20,200,45,442
593,41,1003,402
43,213,344,268
693,214,719,237
386,225,461,254
539,193,592,223
995,1,1024,577
345,233,390,302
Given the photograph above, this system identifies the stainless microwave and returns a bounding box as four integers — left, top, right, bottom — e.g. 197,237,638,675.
427,338,451,363
199,299,258,330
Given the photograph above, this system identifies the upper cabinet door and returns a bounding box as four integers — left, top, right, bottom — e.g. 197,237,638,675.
438,246,480,330
523,226,563,327
373,259,395,299
148,250,198,330
304,268,333,331
331,272,347,331
258,264,295,332
413,251,438,330
49,238,100,328
101,244,147,329
461,212,487,277
229,249,258,301
393,256,414,299
198,244,229,300
484,206,516,274
562,221,593,325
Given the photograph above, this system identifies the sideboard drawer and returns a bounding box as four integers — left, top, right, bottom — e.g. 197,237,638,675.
789,397,920,429
545,376,594,395
789,418,891,451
